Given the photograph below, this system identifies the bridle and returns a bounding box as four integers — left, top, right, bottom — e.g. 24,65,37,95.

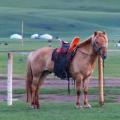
92,39,107,55
92,34,107,55
77,36,107,57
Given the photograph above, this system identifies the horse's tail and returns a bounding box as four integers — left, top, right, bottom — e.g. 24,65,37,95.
26,60,33,103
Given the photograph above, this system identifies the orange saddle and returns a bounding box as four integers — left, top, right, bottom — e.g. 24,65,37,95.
56,36,80,53
69,36,80,52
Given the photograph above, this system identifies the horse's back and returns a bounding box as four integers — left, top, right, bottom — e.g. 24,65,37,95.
27,47,54,72
28,47,53,61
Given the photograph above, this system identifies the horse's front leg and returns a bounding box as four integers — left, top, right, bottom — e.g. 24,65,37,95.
83,79,91,108
75,80,82,108
35,91,40,109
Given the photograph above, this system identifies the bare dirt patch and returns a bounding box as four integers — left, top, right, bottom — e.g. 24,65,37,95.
0,76,120,103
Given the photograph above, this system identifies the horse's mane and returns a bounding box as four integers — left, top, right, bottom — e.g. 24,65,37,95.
77,35,93,48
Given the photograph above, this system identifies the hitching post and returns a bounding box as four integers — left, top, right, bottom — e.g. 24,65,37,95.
98,55,104,106
7,52,13,105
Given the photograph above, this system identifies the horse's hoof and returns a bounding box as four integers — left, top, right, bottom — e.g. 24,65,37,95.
83,104,92,108
36,105,40,109
30,104,37,109
30,105,34,109
30,105,40,109
75,105,83,109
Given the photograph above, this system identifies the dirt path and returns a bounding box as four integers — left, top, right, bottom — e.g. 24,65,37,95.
0,77,120,103
1,77,120,89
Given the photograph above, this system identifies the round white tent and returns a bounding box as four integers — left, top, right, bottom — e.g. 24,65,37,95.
116,43,120,48
31,34,39,39
10,34,22,39
39,34,53,40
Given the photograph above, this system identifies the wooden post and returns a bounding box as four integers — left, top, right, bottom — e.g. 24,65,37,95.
7,52,13,105
98,55,104,106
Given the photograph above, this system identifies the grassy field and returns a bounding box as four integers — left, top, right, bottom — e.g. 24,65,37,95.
0,0,120,40
0,1,120,120
0,85,120,120
0,0,120,77
0,101,120,120
0,38,119,77
0,76,120,120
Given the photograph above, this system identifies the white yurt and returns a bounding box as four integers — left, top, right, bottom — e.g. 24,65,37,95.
116,43,120,48
10,34,22,39
31,34,39,39
39,34,53,40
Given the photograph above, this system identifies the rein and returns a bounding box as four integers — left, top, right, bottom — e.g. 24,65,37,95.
103,59,105,88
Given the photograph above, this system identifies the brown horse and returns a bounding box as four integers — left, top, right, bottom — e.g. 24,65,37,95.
26,31,108,109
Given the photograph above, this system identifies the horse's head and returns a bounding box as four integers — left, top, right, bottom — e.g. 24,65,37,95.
92,31,108,59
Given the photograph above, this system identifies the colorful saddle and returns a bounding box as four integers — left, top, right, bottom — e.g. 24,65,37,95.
52,36,80,79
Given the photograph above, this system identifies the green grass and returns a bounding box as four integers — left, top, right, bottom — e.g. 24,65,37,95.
0,1,120,120
93,49,120,78
0,39,120,77
0,0,120,77
1,86,120,104
104,51,120,77
0,101,120,120
0,38,59,51
11,86,120,96
0,82,120,120
0,0,120,40
0,39,59,74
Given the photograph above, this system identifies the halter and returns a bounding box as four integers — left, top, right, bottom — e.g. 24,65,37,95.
76,34,108,57
91,35,107,55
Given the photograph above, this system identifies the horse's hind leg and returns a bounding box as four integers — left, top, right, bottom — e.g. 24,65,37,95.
26,61,33,103
31,74,47,109
83,78,91,108
75,79,82,108
26,82,32,103
35,73,48,108
34,90,39,108
31,76,40,109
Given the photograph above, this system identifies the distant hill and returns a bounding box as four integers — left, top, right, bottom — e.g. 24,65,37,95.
0,0,120,40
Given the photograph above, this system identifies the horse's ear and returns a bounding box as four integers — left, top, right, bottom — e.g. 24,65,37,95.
94,31,98,36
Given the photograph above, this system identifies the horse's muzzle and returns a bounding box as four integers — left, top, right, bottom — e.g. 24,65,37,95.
100,47,107,59
101,53,107,59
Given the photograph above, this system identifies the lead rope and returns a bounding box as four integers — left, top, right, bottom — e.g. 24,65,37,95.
103,59,105,97
66,73,70,95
